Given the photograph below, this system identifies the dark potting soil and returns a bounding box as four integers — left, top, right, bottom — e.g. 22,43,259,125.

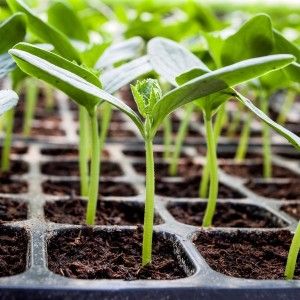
123,148,188,159
193,230,300,279
281,203,300,219
0,227,28,277
245,180,300,200
42,180,138,197
40,147,110,159
0,198,27,223
168,202,286,228
0,145,28,155
133,160,202,178
41,161,123,177
220,163,299,179
0,160,28,175
44,199,162,225
156,176,245,198
0,174,28,194
47,228,191,280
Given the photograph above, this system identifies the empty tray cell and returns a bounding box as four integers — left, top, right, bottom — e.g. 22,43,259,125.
47,228,195,280
193,230,300,279
0,177,28,194
44,199,163,225
42,180,138,197
168,202,287,228
0,198,27,222
123,148,189,159
0,160,28,175
281,203,300,220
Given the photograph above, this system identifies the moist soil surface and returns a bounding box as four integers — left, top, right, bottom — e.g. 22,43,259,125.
168,202,286,228
0,160,28,175
0,145,28,155
194,230,300,279
133,160,202,178
41,148,110,159
47,228,190,280
0,198,27,223
156,176,245,198
220,163,299,179
44,199,162,225
0,228,28,277
41,161,123,177
0,174,28,194
281,203,300,219
42,180,137,197
245,180,300,200
123,149,188,159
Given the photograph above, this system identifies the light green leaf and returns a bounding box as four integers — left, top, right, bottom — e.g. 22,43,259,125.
235,91,300,150
95,36,145,69
0,90,18,115
148,37,210,86
47,1,89,43
9,43,144,134
151,54,295,133
221,14,274,66
7,0,81,63
176,68,208,85
101,55,153,93
0,13,26,54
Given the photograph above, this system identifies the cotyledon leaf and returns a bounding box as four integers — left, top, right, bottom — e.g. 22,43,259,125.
95,36,145,70
147,37,210,86
101,55,153,94
234,90,300,150
151,54,295,133
0,90,19,116
9,43,144,135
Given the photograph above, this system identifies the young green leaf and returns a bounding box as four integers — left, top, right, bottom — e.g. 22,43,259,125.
101,55,153,93
147,37,210,86
0,90,18,115
95,36,145,69
151,54,295,132
234,91,300,150
47,1,89,43
9,43,144,134
7,0,81,63
0,13,26,54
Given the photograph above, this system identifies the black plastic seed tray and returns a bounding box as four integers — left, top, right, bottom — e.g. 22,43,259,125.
0,91,300,300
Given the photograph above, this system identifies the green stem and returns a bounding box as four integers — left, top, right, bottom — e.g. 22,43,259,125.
44,82,54,112
202,113,218,227
285,221,300,280
163,116,172,161
227,106,241,137
142,118,155,266
79,106,90,197
234,112,253,162
85,107,100,225
23,78,38,137
1,109,14,172
260,92,272,178
99,102,112,152
199,105,225,198
277,89,295,125
169,103,194,176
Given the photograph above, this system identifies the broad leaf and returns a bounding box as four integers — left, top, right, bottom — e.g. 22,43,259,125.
221,14,274,66
0,90,18,115
147,37,210,86
95,37,145,69
151,54,295,133
101,55,153,93
235,91,300,150
47,1,89,43
9,43,144,134
176,68,208,85
0,13,26,54
7,0,81,63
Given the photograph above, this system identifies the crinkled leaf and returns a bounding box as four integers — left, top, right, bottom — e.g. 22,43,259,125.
9,43,144,134
101,55,152,93
147,37,209,86
7,0,81,63
95,36,145,69
235,91,300,150
151,54,295,133
47,1,89,43
0,90,18,115
0,13,26,54
221,14,274,66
